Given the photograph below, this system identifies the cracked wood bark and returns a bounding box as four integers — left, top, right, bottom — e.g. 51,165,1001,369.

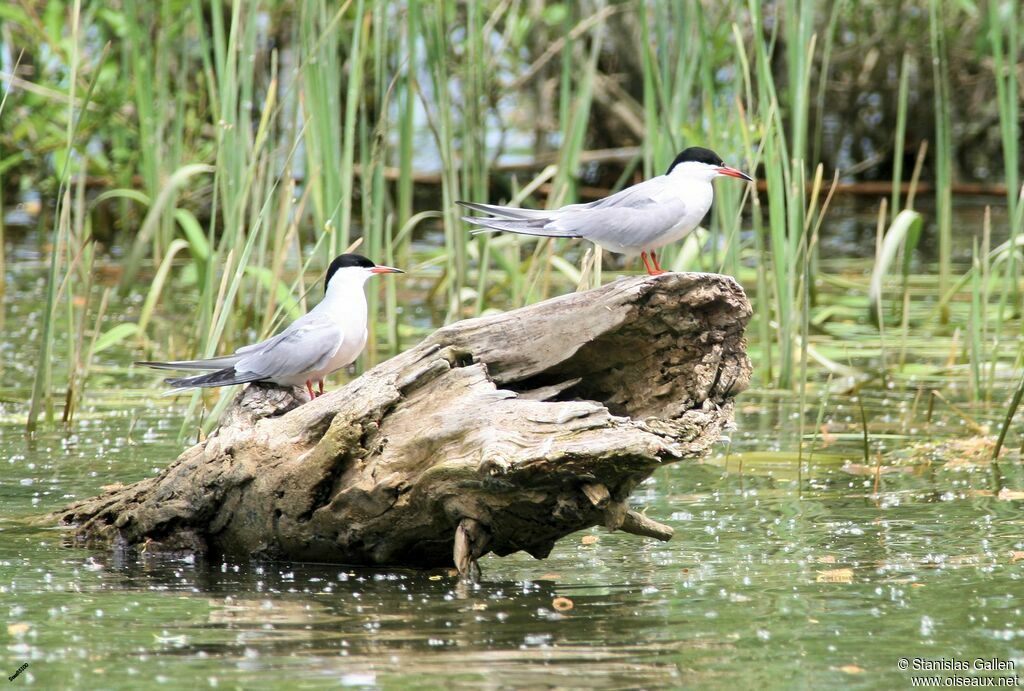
54,273,752,577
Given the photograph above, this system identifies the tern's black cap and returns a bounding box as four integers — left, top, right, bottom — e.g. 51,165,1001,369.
666,147,725,174
325,253,376,286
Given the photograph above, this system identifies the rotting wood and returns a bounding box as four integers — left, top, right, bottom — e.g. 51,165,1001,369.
620,510,674,542
454,518,490,581
53,273,752,579
582,483,611,509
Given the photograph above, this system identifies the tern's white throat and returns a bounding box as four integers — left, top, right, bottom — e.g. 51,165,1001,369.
320,266,373,324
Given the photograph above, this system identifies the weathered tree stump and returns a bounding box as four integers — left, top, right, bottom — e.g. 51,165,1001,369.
55,273,752,578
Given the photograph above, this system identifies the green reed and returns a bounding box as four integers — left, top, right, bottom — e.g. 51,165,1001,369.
748,0,810,390
26,0,100,432
928,0,953,323
0,54,13,334
461,0,493,313
891,52,911,221
988,0,1022,329
331,0,360,257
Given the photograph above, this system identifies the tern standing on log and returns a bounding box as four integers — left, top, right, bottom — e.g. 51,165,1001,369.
458,146,752,275
138,254,403,400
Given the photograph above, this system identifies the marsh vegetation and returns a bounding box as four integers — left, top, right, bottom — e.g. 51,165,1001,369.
1,1,1022,687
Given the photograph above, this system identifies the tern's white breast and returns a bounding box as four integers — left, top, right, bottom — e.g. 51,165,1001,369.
658,179,714,247
274,274,370,386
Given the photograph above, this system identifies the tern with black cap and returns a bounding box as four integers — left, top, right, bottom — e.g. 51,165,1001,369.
458,146,752,275
137,253,403,400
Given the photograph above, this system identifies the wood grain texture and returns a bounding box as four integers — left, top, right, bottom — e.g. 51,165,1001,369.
54,273,751,575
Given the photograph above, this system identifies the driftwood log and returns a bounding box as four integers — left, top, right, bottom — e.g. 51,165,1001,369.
56,273,752,578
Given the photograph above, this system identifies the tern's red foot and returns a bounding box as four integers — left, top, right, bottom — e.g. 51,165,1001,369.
640,251,667,275
305,380,315,399
317,380,325,396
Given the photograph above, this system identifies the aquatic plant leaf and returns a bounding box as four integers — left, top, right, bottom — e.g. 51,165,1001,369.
91,323,139,355
174,208,209,262
868,209,923,325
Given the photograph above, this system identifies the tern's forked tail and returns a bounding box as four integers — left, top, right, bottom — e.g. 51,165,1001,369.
459,211,582,239
163,367,263,390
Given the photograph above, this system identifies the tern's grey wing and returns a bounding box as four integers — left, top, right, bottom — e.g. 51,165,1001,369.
461,187,654,238
230,320,317,357
548,194,692,253
584,181,666,210
460,176,686,249
235,319,343,380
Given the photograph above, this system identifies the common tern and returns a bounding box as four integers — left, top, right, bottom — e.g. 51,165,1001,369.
458,146,752,275
137,253,403,400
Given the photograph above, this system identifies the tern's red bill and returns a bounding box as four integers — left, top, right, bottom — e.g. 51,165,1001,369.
716,166,753,182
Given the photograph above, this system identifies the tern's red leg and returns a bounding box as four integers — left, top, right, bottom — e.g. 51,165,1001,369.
641,250,666,276
305,380,315,399
640,251,655,275
317,380,325,396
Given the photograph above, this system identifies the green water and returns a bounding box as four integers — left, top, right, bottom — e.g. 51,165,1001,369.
3,223,1024,689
